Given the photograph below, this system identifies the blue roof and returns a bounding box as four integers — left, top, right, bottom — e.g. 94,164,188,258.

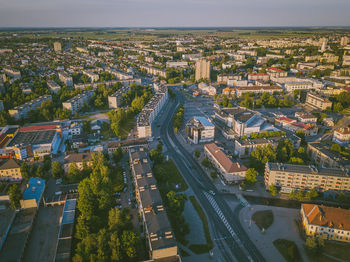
22,177,45,205
194,116,214,127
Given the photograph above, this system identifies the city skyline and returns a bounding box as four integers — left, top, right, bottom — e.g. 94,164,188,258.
1,0,350,27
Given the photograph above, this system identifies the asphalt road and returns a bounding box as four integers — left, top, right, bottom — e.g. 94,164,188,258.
155,90,266,262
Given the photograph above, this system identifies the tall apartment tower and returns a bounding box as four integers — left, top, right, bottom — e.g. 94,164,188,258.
320,38,328,52
195,59,211,81
340,36,349,47
53,42,62,52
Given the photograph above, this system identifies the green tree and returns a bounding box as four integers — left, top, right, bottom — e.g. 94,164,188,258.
269,184,277,196
245,168,258,185
333,102,343,113
201,157,211,168
121,231,140,259
194,150,201,158
52,161,64,179
20,162,31,179
8,184,21,210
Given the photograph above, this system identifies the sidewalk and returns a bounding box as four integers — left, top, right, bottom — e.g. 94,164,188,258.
239,205,309,262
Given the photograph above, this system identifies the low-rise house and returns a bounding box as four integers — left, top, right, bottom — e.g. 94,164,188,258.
295,112,317,123
266,67,288,78
248,73,269,81
275,117,318,136
64,152,93,173
301,204,350,243
333,127,350,145
185,117,215,144
0,159,22,181
204,143,247,184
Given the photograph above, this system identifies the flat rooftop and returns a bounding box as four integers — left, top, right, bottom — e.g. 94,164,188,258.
7,130,57,147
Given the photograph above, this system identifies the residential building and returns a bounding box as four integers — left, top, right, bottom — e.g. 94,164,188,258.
295,112,317,123
340,36,349,47
248,73,270,81
137,84,168,138
3,68,21,79
64,152,93,173
333,127,350,145
235,86,283,97
264,162,350,193
108,86,130,109
195,59,210,81
69,122,82,136
166,61,188,68
185,116,215,144
58,72,73,86
305,93,332,110
301,204,350,243
140,65,167,78
343,55,350,66
307,142,350,169
53,42,62,52
82,70,99,82
0,159,22,181
204,143,247,184
275,117,318,136
8,95,52,120
129,146,178,261
47,80,61,94
266,67,288,78
234,135,300,158
217,74,242,84
272,77,323,92
62,90,94,114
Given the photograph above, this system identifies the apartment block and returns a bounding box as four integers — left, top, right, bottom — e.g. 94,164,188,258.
307,142,350,169
3,68,21,79
301,204,350,243
108,86,130,109
204,143,247,184
47,80,61,94
129,146,178,261
140,65,167,78
306,93,332,110
195,59,210,81
64,152,93,173
235,86,283,97
137,84,168,138
62,90,94,114
0,159,22,181
8,95,52,120
265,162,350,193
185,116,215,144
58,72,73,86
248,73,269,81
53,42,62,52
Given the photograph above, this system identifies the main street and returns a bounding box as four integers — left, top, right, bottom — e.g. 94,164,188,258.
153,90,266,262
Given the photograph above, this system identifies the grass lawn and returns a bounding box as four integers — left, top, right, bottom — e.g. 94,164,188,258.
188,196,213,254
119,117,135,139
252,210,274,231
153,160,188,192
273,239,302,262
322,241,350,261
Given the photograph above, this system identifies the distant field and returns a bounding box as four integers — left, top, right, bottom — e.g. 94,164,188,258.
1,27,350,40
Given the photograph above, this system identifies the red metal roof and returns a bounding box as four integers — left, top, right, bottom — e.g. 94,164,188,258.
19,124,59,132
267,67,285,72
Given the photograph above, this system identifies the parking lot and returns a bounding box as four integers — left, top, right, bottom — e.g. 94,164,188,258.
183,96,215,122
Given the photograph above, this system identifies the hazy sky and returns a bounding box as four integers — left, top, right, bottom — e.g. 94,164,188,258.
0,0,350,27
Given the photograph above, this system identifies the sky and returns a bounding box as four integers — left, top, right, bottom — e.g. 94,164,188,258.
0,0,350,27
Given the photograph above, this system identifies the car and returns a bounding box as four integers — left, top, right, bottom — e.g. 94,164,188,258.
209,190,216,196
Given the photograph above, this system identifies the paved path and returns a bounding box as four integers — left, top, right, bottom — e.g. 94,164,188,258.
239,205,309,262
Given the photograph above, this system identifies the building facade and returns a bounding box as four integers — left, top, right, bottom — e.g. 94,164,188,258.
195,59,210,81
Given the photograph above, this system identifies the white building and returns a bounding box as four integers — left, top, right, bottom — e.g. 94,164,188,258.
62,90,94,114
185,116,215,144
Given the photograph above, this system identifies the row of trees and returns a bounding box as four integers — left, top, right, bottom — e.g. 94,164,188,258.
173,104,184,133
241,130,286,140
73,153,141,262
250,139,308,173
240,93,294,109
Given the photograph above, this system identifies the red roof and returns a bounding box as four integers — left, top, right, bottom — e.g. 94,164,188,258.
249,73,268,76
267,67,285,72
276,117,295,123
19,124,59,132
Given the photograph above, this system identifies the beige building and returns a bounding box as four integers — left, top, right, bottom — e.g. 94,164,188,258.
301,204,350,243
204,143,247,184
195,59,211,81
305,93,332,110
63,152,93,173
235,85,283,97
307,142,350,169
108,86,130,109
265,162,350,193
9,95,52,120
0,159,22,181
186,117,215,144
333,127,350,145
62,90,94,114
53,42,62,52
